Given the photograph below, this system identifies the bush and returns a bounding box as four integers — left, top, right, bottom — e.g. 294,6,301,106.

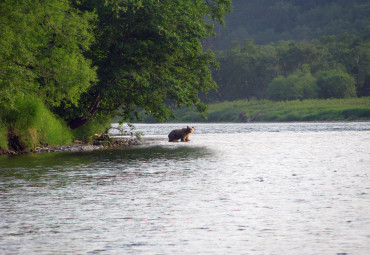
72,117,111,142
267,65,317,101
316,70,357,99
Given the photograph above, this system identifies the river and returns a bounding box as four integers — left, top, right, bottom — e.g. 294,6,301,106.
1,122,370,254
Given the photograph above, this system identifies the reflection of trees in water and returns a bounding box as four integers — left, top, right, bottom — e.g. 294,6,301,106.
119,146,212,162
0,145,212,186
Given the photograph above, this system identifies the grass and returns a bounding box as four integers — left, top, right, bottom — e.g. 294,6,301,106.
72,117,111,142
146,97,370,123
1,96,73,151
0,122,7,149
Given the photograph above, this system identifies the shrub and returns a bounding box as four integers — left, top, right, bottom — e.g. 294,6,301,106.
72,117,111,142
267,65,317,101
316,70,357,99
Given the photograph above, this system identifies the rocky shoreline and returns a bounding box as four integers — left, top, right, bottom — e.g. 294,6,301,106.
0,137,141,156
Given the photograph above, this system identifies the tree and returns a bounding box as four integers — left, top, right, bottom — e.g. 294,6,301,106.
211,39,279,101
316,70,357,99
319,30,370,95
277,40,330,75
212,41,251,101
244,43,279,99
61,0,233,129
0,0,97,110
267,64,317,101
0,0,97,150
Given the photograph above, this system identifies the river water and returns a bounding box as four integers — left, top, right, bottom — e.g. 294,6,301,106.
1,122,370,254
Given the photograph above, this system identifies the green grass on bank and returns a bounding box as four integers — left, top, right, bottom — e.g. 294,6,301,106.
144,97,370,123
1,96,111,153
0,97,113,153
1,97,73,151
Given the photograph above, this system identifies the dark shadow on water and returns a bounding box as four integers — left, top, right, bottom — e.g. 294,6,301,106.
0,145,213,181
95,145,213,162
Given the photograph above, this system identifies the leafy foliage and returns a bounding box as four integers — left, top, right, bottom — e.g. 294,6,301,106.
0,0,232,151
213,30,369,101
0,0,97,109
60,0,232,129
316,70,357,99
211,39,279,101
0,0,96,151
267,65,317,101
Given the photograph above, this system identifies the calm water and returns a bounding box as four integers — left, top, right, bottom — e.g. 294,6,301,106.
1,122,370,254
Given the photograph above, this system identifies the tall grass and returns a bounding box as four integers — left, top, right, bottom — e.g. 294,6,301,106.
157,97,370,123
2,96,73,151
0,122,7,149
72,117,111,142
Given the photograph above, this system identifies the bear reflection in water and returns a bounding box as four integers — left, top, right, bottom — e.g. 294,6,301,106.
168,126,194,142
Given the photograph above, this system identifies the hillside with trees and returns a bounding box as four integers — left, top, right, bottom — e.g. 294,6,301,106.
182,0,370,123
206,0,370,49
203,0,370,104
209,30,370,102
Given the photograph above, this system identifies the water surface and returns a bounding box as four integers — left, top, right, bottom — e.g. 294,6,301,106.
1,122,370,254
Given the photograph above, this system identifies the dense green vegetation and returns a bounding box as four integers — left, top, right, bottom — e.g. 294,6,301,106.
0,0,232,152
151,97,370,123
1,97,73,152
208,0,370,48
209,31,370,102
0,0,96,152
1,0,369,153
201,1,370,125
63,0,232,129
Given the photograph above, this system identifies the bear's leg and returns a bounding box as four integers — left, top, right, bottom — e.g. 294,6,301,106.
181,134,188,142
169,137,179,142
182,134,191,142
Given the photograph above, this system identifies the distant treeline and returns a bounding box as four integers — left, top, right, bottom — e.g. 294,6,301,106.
206,30,370,102
207,0,370,49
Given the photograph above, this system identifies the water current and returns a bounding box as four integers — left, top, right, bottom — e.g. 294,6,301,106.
1,122,370,254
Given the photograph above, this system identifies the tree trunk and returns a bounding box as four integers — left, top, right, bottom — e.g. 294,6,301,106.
68,94,101,130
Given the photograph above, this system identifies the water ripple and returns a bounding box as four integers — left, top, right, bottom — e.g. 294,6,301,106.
1,122,370,254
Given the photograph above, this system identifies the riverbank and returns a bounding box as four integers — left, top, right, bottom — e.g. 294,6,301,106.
142,97,370,123
0,136,141,156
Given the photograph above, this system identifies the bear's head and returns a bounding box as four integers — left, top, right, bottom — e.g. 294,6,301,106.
187,126,195,134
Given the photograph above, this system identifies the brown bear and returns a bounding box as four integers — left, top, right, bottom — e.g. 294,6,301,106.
168,126,194,142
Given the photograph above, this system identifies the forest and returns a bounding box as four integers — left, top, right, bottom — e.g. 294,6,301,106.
201,0,370,115
0,0,369,153
206,0,370,49
209,31,370,102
